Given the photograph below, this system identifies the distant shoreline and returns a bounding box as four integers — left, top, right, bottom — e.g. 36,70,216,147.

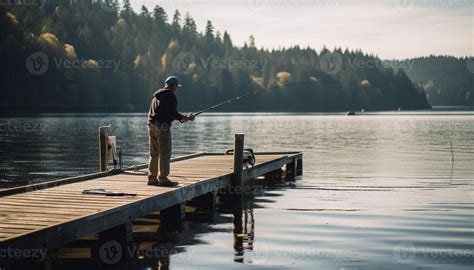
0,107,473,118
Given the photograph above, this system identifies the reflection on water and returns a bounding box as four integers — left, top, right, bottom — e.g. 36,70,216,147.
233,208,255,264
1,112,473,269
24,184,266,270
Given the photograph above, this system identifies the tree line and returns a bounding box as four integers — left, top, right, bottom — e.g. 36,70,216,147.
0,0,431,113
401,56,473,106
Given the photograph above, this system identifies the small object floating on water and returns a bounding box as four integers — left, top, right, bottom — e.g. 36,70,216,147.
346,111,356,116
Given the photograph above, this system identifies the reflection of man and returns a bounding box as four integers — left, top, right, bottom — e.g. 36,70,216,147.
147,76,188,186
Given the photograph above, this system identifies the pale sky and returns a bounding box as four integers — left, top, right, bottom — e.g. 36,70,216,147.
130,0,473,59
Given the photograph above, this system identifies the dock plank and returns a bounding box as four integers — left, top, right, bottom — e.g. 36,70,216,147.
0,153,302,256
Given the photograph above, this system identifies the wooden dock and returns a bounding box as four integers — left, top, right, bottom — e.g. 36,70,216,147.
0,135,302,266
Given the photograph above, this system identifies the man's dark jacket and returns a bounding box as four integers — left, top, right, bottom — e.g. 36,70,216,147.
148,88,183,126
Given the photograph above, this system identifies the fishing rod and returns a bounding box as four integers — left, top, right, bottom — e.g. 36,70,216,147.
186,80,357,121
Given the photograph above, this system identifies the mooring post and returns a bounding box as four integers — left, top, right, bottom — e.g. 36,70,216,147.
231,133,245,262
99,126,109,172
233,134,244,203
92,221,133,266
158,203,186,234
296,158,303,176
219,134,245,213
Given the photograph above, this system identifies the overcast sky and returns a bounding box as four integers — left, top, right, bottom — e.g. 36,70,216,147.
130,0,473,59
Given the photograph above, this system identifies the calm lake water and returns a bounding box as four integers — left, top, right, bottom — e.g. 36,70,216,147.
0,112,473,269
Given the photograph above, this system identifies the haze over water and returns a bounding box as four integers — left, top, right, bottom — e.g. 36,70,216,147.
0,112,473,269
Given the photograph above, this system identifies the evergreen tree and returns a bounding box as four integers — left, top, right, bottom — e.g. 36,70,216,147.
205,20,214,40
0,3,433,113
183,12,197,34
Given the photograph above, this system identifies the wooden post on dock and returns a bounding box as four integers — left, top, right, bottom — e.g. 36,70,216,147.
99,126,108,172
233,134,244,200
231,134,245,262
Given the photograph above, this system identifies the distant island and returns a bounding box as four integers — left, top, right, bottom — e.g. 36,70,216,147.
1,1,431,113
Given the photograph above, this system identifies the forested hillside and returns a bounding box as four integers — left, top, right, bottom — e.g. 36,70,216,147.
401,56,473,106
0,0,431,112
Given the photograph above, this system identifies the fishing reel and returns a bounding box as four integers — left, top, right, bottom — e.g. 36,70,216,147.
187,113,196,121
226,148,256,167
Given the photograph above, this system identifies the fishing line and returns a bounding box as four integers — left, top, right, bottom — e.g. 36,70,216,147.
187,80,359,120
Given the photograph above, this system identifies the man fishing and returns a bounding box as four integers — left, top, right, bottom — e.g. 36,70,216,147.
147,76,189,186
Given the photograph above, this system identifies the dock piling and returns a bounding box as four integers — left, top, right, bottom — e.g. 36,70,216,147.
286,160,297,180
158,203,186,234
296,158,303,176
99,126,109,172
93,221,133,265
189,191,217,222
